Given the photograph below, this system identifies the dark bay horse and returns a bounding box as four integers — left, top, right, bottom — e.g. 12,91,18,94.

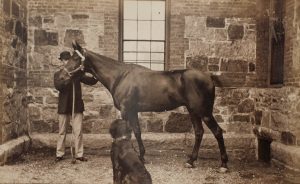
57,41,228,171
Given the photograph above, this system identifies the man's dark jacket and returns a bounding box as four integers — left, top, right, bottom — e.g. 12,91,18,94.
54,70,98,114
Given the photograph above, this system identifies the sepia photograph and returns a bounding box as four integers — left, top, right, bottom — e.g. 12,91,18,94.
0,0,299,183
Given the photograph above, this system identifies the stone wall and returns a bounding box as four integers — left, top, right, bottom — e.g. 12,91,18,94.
27,0,119,134
0,0,28,144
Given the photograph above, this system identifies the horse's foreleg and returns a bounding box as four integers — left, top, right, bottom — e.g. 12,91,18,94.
186,113,204,168
128,112,145,162
203,115,228,172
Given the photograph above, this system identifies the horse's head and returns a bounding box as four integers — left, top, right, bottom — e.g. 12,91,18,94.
58,41,87,81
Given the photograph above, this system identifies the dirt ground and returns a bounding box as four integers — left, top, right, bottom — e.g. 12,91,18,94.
0,147,299,184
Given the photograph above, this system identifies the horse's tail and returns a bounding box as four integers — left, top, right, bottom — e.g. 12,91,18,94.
210,74,222,87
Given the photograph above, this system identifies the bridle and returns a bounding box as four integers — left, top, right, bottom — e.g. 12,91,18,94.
63,50,86,77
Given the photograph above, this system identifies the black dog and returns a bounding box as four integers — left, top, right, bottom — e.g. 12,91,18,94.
109,119,152,184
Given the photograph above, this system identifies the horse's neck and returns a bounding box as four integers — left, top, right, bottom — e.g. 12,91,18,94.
88,53,124,92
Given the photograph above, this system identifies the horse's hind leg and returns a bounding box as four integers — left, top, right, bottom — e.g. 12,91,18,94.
203,115,228,172
185,113,204,168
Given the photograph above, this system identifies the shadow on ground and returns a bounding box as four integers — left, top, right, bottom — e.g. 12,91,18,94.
0,147,299,184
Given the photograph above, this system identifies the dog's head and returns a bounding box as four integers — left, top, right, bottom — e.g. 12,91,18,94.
109,119,132,139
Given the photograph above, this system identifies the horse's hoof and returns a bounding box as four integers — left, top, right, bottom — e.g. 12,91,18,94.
184,162,194,168
218,167,228,173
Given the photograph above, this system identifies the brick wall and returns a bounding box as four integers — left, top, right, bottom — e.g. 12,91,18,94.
0,0,28,144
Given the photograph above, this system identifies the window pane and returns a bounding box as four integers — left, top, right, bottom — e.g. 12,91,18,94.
124,20,137,39
124,1,137,20
151,63,164,71
138,63,151,68
124,60,137,63
138,53,150,61
151,53,164,60
123,53,137,60
151,42,164,52
152,1,165,20
138,21,151,40
152,21,165,40
137,41,150,52
138,1,151,20
124,41,137,52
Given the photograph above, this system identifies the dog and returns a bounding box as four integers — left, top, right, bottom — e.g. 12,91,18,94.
109,119,152,184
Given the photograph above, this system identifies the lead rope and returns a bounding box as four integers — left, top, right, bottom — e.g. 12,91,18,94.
71,81,76,164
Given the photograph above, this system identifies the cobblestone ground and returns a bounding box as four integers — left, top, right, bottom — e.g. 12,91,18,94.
0,147,299,184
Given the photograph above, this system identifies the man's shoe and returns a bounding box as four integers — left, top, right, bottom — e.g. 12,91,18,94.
55,156,63,162
76,157,88,162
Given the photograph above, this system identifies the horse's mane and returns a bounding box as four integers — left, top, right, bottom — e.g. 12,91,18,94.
88,51,123,66
87,50,152,71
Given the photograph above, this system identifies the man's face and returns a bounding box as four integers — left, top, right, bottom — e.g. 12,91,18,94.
61,59,68,66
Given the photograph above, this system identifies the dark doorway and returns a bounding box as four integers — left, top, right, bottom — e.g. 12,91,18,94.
270,0,285,85
258,138,272,162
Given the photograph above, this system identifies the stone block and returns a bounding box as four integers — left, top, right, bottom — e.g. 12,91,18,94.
99,104,115,119
228,25,244,40
232,114,250,122
91,119,112,134
238,99,255,113
41,107,58,121
281,132,296,145
12,1,19,17
29,16,42,27
43,17,54,24
31,120,52,133
270,112,288,131
186,55,208,71
3,0,11,15
64,29,85,47
254,110,262,125
47,32,59,46
220,59,248,73
216,73,247,87
147,119,163,133
34,30,58,46
72,14,89,19
5,20,14,33
165,113,192,133
215,29,228,41
206,17,225,28
83,120,94,133
208,65,219,71
208,57,220,65
214,114,224,123
271,141,300,171
249,62,255,72
2,123,17,143
45,96,58,104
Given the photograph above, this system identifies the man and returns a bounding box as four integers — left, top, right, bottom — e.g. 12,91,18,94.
54,51,98,162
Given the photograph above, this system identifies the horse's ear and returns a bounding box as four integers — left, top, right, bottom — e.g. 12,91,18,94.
72,40,77,50
76,41,83,52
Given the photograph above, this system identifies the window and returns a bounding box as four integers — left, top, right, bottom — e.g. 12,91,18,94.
121,0,166,71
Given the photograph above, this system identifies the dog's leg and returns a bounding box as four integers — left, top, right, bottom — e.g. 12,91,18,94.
111,146,122,184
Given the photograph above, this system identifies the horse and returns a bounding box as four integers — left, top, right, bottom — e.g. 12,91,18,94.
57,41,228,172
